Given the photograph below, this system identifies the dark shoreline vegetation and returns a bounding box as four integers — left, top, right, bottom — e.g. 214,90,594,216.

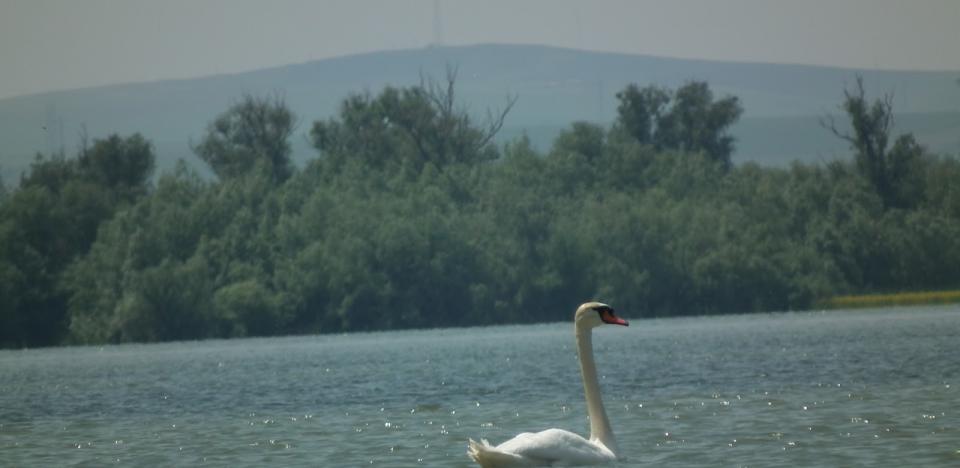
2,75,959,348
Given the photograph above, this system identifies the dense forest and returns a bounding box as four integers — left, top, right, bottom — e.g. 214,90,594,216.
2,74,959,348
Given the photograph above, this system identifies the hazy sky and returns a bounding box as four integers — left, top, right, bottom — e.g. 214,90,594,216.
2,0,958,99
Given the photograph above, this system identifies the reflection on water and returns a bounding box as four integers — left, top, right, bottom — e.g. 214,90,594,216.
1,306,957,466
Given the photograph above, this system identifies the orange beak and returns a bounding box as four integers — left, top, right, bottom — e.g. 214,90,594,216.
601,310,629,326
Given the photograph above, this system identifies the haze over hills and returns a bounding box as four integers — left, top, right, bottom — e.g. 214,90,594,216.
2,44,958,183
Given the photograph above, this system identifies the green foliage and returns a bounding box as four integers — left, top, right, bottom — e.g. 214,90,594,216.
615,81,743,168
4,77,960,348
109,256,215,343
822,76,924,209
0,135,154,347
311,71,512,174
213,280,281,337
193,94,295,183
77,134,155,199
614,84,670,145
64,164,211,343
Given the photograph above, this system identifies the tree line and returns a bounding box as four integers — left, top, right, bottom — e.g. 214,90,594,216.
2,74,958,347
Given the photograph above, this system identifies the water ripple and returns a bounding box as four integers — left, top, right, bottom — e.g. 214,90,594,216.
1,306,958,466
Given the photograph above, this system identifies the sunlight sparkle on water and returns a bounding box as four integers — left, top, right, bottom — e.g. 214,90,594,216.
0,306,957,466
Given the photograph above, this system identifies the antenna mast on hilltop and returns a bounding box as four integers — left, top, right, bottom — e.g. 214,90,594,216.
432,0,444,47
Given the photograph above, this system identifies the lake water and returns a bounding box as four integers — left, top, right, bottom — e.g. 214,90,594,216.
1,306,958,466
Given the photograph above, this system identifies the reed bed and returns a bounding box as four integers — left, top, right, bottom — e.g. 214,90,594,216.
821,290,960,309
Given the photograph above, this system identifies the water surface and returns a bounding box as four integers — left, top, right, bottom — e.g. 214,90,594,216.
1,306,958,466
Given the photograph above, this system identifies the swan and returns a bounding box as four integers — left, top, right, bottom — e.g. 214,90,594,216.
468,302,629,467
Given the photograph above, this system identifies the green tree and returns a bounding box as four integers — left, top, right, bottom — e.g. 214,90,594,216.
614,84,670,145
546,122,608,194
194,94,295,183
615,81,743,168
821,75,924,209
8,78,960,348
111,256,215,342
0,135,154,347
65,164,212,343
77,133,154,199
311,70,514,173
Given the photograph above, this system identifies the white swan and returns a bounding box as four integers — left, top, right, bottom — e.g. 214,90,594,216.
468,302,629,467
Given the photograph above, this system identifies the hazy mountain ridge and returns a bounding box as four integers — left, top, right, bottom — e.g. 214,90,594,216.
2,44,958,183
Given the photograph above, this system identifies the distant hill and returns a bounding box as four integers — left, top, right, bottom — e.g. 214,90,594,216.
2,44,958,183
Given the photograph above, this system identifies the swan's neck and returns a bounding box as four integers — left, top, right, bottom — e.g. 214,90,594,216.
576,325,617,454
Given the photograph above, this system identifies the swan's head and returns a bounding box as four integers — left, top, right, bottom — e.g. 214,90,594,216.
575,302,629,329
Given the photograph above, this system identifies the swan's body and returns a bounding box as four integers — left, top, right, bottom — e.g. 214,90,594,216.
468,302,628,467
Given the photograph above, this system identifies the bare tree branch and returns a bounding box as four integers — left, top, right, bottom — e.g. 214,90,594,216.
418,65,517,158
818,113,856,146
475,94,518,149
